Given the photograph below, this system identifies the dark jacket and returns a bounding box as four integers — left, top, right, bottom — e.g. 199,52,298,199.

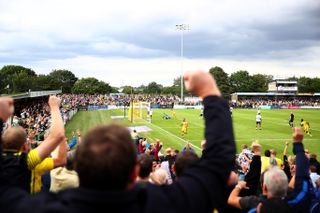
245,143,313,213
0,96,236,213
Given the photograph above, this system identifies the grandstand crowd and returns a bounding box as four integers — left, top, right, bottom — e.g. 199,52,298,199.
0,71,319,212
232,97,320,108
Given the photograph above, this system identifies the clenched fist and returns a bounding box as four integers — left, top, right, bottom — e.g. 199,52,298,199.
292,127,303,143
48,96,61,110
0,97,14,121
184,71,221,99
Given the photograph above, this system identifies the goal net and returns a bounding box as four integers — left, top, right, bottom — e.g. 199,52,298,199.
128,101,150,122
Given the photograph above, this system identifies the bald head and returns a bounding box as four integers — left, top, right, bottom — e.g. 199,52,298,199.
2,127,27,150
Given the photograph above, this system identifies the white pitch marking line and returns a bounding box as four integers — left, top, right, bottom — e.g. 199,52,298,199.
145,121,202,151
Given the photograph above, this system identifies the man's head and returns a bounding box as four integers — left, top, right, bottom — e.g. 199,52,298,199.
263,167,288,198
137,154,153,179
270,149,277,157
310,153,317,159
264,150,271,157
74,124,137,191
173,151,199,178
242,144,248,150
2,127,27,150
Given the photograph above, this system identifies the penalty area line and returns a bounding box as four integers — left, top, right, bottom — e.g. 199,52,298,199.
146,121,202,151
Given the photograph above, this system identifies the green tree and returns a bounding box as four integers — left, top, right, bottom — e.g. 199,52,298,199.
72,78,112,94
249,74,273,92
122,86,134,94
144,82,162,94
311,78,320,92
230,70,252,92
33,75,55,91
172,76,189,96
298,77,320,93
161,86,175,94
209,66,231,96
298,77,313,93
48,69,78,93
0,65,36,93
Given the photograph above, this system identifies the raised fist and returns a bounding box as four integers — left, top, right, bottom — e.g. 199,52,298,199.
292,127,303,143
184,71,221,98
0,97,14,121
48,96,61,110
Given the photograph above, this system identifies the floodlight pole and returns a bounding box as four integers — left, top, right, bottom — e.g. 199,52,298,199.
176,24,189,102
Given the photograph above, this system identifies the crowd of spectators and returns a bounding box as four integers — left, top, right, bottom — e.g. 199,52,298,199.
0,71,320,213
231,97,320,108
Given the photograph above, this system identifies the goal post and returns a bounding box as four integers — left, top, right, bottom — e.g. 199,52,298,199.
128,101,150,122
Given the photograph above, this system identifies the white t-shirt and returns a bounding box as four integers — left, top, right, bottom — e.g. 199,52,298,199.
256,114,262,122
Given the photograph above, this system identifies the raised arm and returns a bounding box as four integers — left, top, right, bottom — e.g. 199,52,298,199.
52,137,68,168
286,127,311,211
35,96,65,161
0,97,14,165
243,142,262,196
283,141,291,180
283,141,289,156
292,127,309,191
167,71,236,212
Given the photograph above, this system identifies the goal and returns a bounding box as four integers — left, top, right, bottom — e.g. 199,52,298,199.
128,101,150,122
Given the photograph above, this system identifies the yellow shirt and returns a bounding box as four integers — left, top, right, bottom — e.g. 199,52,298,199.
31,157,54,193
27,149,42,170
182,121,188,129
261,156,270,173
261,156,283,173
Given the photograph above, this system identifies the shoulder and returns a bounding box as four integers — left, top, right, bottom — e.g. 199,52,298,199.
27,149,42,170
34,157,54,173
239,195,262,210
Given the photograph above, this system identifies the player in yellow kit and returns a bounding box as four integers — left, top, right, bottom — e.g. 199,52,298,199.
300,118,312,137
172,109,176,119
181,118,189,137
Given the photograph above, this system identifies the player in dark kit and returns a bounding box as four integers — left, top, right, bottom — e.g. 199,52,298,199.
289,112,294,128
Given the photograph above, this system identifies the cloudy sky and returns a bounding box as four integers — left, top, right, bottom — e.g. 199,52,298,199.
0,0,319,86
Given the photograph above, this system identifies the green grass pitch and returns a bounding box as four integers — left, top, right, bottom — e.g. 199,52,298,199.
65,108,320,158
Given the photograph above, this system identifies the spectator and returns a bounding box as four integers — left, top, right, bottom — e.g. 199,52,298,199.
182,141,195,153
228,127,313,212
0,70,236,213
1,96,65,193
50,150,79,192
173,151,199,178
310,165,320,188
149,168,168,185
309,154,320,175
261,149,271,173
242,142,262,197
270,148,283,168
136,154,153,183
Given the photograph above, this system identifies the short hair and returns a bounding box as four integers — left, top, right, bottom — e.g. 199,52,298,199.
150,169,168,185
74,124,136,191
137,154,153,178
2,127,27,150
66,151,76,170
310,154,317,159
270,149,276,156
287,155,296,165
174,151,199,178
263,167,288,198
264,150,271,157
242,144,248,149
310,165,317,173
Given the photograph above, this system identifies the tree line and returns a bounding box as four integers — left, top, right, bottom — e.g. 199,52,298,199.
0,65,319,96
